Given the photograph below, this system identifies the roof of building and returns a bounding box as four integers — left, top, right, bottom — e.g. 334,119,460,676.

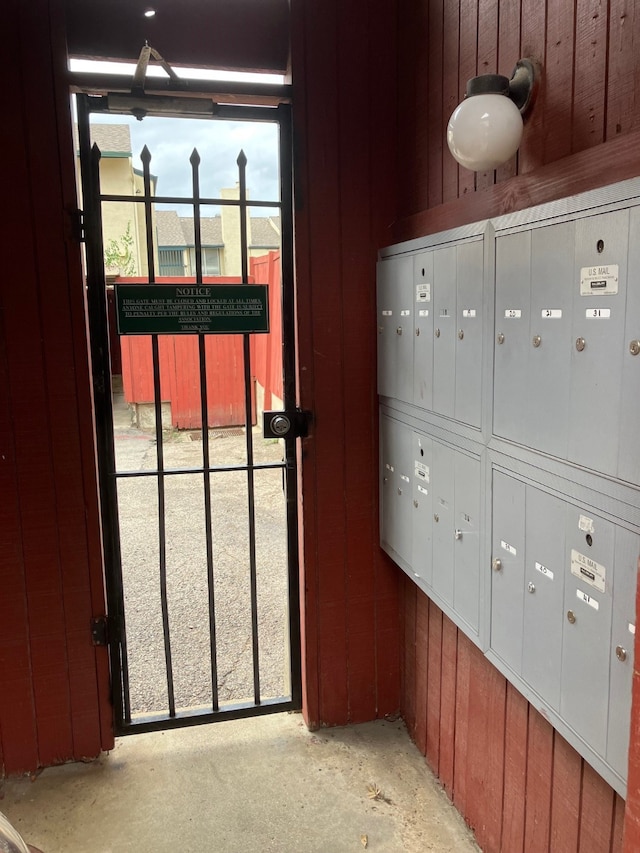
155,210,280,249
73,123,132,156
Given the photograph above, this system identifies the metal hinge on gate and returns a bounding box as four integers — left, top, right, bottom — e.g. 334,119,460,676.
90,615,110,646
263,409,312,440
69,208,85,243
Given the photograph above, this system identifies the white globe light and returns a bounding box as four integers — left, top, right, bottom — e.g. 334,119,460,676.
447,93,524,172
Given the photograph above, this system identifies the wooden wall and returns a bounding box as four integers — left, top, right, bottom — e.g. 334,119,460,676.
0,0,112,774
393,1,640,851
290,0,401,727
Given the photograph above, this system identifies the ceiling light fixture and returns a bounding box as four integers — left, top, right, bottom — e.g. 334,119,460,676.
446,59,538,172
144,8,156,18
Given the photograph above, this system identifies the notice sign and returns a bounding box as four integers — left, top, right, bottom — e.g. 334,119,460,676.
115,284,269,335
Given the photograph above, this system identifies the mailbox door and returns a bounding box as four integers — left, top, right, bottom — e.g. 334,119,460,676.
490,470,526,675
561,506,614,756
453,451,482,632
568,210,629,476
431,440,456,606
522,486,566,710
412,431,433,586
432,247,457,419
607,526,639,777
413,252,434,412
455,240,484,428
493,230,532,443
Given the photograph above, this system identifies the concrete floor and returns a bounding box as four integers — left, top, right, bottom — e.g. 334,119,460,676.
1,714,479,853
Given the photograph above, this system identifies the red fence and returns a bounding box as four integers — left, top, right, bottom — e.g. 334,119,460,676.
115,256,282,430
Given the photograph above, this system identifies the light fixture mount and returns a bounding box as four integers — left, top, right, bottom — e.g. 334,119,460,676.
465,59,536,114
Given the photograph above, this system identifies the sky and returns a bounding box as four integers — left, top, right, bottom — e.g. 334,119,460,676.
90,113,281,217
72,60,282,218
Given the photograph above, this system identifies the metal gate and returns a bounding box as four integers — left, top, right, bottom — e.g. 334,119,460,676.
77,91,301,735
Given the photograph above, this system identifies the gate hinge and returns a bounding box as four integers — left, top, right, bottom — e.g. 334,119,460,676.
90,615,110,646
69,208,85,243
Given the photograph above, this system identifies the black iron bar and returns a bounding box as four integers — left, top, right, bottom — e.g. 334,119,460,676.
77,95,132,726
277,103,303,708
237,150,262,705
100,193,281,209
113,462,286,479
191,148,220,712
141,145,176,718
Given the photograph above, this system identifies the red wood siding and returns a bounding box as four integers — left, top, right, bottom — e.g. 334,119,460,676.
400,579,625,853
250,251,283,409
1,0,112,775
291,0,400,729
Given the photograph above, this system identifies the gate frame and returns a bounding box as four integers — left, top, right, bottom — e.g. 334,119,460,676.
76,90,302,735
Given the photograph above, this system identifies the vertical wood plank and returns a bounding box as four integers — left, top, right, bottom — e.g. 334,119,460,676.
465,645,506,853
501,684,529,851
495,0,522,183
426,601,443,773
611,793,625,853
550,734,582,853
543,0,575,163
579,762,617,853
428,0,445,208
572,0,608,152
475,0,499,190
606,0,640,140
338,0,377,724
414,591,430,752
458,0,479,197
441,0,460,202
403,581,418,734
453,631,472,817
438,615,457,797
519,0,547,174
524,709,554,853
302,0,350,726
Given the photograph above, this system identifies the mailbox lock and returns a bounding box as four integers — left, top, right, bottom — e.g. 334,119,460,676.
567,610,576,624
630,340,640,356
532,335,541,348
378,326,383,334
492,558,502,572
527,581,536,594
397,487,403,496
433,513,440,523
458,329,464,340
454,529,463,540
396,326,403,336
415,328,421,337
497,332,505,345
413,499,419,508
435,328,441,338
616,645,628,662
575,337,586,352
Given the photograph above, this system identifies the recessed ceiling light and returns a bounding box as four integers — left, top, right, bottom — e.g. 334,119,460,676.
144,8,156,17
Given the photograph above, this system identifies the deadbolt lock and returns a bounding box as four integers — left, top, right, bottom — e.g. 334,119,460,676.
263,409,312,440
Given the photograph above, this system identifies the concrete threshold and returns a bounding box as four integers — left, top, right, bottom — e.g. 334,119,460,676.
1,714,479,853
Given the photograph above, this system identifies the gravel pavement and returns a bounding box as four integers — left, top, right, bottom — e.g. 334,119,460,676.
112,393,290,717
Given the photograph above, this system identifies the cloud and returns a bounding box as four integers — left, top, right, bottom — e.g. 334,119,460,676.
91,113,280,215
